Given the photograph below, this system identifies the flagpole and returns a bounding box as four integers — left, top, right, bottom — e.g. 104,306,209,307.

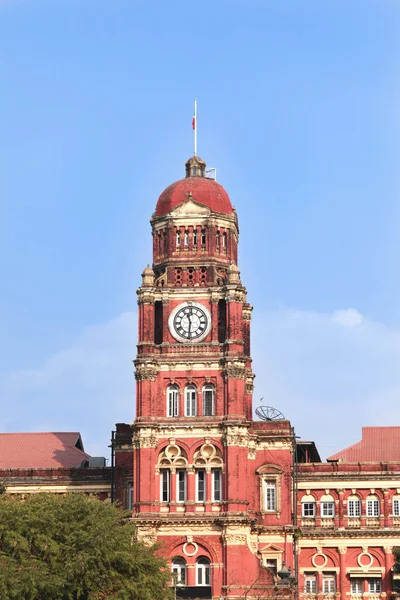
194,99,197,156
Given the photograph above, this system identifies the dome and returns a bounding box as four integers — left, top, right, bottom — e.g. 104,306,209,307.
155,156,233,217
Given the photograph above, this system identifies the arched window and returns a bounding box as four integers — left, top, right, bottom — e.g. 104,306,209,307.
172,558,187,586
193,228,198,246
348,495,361,517
202,384,215,416
184,230,189,246
301,494,316,518
216,230,220,249
197,557,211,586
201,228,206,247
167,385,179,417
176,230,181,248
222,231,227,250
366,494,380,517
185,385,197,417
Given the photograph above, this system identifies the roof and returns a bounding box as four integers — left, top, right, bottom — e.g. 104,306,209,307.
296,440,322,463
155,176,233,217
327,427,400,462
0,432,91,469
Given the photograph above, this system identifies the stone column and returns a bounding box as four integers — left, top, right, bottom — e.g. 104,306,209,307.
339,547,347,600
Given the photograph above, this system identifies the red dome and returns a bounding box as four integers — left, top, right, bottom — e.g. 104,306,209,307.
155,176,233,217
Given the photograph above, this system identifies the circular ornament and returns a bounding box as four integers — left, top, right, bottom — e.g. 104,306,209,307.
183,542,198,557
168,302,211,343
312,553,328,568
358,552,373,568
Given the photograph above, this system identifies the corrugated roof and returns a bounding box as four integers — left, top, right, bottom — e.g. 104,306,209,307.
0,432,91,469
327,427,400,462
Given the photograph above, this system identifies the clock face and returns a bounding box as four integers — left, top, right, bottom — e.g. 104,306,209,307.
168,302,211,343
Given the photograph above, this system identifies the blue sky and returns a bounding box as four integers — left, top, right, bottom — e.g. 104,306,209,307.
1,0,400,459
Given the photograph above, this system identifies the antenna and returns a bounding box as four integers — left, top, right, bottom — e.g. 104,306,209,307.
255,405,285,421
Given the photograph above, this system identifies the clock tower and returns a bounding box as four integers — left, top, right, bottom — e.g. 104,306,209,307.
114,155,295,600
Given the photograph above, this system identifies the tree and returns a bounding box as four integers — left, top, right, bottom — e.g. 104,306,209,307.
0,493,173,600
393,547,400,595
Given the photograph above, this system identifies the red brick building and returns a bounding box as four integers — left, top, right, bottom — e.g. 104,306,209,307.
113,155,400,600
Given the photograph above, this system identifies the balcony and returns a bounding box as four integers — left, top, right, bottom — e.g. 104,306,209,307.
347,518,361,528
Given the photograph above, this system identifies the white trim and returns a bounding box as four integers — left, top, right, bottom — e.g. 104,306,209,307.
160,470,170,503
176,469,186,503
196,469,206,502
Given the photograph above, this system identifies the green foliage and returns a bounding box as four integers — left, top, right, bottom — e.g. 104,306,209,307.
0,493,173,600
393,547,400,594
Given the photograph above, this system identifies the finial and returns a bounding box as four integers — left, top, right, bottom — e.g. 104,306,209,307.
185,155,206,178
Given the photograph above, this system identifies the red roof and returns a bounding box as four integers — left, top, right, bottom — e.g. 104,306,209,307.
327,427,400,462
0,432,91,469
155,176,233,217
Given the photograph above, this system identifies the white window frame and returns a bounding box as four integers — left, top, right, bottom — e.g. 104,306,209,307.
350,579,363,594
302,502,316,517
202,384,215,416
201,228,206,246
321,501,335,517
393,498,400,516
184,385,197,417
184,230,189,246
264,480,277,512
196,558,211,586
167,385,179,417
176,469,186,503
348,498,361,517
368,579,381,593
160,470,170,503
127,484,134,509
193,229,197,245
196,469,206,502
322,576,336,594
212,468,222,502
304,575,317,594
176,231,181,248
222,231,227,248
172,558,187,586
367,498,380,517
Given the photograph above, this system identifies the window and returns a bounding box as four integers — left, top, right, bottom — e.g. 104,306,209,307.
368,579,381,593
176,469,186,503
321,502,335,517
322,576,335,594
185,385,197,417
302,502,316,517
172,558,186,586
304,575,317,594
184,230,189,246
193,229,198,245
212,468,222,502
196,469,206,502
367,497,380,517
222,231,227,249
176,231,181,248
351,580,363,594
265,559,277,575
394,498,400,516
264,481,277,512
348,497,361,517
216,231,220,249
127,484,134,509
160,470,170,503
154,301,163,344
218,299,227,343
197,557,211,586
201,228,206,247
202,384,215,416
167,385,179,417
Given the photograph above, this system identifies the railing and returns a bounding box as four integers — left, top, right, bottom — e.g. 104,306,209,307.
320,518,334,528
365,517,380,527
347,518,361,528
301,518,316,527
393,517,400,526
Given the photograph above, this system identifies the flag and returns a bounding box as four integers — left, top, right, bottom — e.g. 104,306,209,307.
192,115,196,130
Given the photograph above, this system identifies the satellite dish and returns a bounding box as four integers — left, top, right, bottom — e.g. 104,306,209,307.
255,405,285,421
